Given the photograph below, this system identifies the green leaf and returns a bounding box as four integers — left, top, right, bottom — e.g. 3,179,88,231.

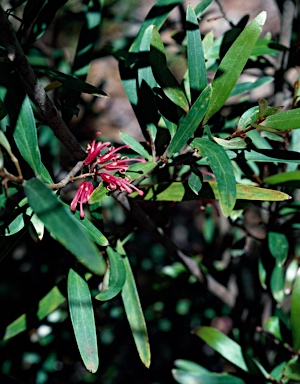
89,183,110,205
259,109,300,130
291,272,300,352
264,316,282,341
120,243,150,368
34,67,108,98
204,12,266,123
172,369,245,384
268,231,289,266
213,137,248,150
284,357,300,380
270,264,285,303
194,326,248,372
191,138,236,216
119,132,151,160
229,76,273,98
264,171,300,185
174,360,210,374
167,85,212,156
194,0,213,17
125,161,157,181
13,96,40,174
129,0,183,54
237,106,260,130
96,247,126,301
72,210,108,248
188,172,202,195
24,178,104,275
137,181,290,202
3,285,66,340
68,268,98,373
150,27,189,112
186,5,207,101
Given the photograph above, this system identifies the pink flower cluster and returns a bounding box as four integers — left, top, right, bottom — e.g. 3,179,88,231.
71,132,146,218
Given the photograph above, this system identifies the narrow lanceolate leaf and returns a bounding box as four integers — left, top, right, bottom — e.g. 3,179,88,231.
24,178,104,275
135,181,290,202
96,247,126,301
259,109,300,130
268,232,289,266
194,326,248,372
129,0,183,54
270,264,285,303
188,172,202,195
191,138,236,216
4,285,66,340
194,0,213,17
291,271,300,352
167,85,211,156
119,132,151,160
13,96,41,179
150,27,189,112
121,246,151,367
34,67,108,97
68,269,98,373
204,12,266,123
264,171,300,185
186,5,207,101
172,369,245,384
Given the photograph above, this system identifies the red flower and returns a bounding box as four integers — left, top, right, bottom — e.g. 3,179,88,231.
84,132,111,165
100,173,144,196
70,181,94,218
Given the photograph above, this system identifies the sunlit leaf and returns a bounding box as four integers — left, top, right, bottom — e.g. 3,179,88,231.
150,27,189,112
204,12,266,123
259,109,300,130
167,85,211,156
68,268,98,373
270,264,285,303
3,285,66,340
194,326,248,372
119,132,151,160
186,5,207,101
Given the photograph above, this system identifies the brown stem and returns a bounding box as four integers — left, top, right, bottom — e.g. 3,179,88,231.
0,6,86,161
47,160,85,189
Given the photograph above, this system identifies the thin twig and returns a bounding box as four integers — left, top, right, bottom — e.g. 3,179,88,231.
47,160,85,189
0,6,86,161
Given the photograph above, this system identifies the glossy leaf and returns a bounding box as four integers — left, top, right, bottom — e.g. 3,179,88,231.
89,183,110,205
68,268,98,373
291,271,300,352
194,326,248,372
172,369,245,384
225,149,300,164
167,85,211,156
270,264,285,303
3,285,66,340
125,161,157,181
264,316,282,341
136,181,290,202
260,108,300,130
213,137,248,150
229,76,273,98
150,27,189,112
72,210,109,248
121,244,150,368
186,5,207,101
24,178,104,275
194,0,213,17
204,12,266,123
191,138,236,216
129,0,183,54
119,132,151,160
96,247,126,301
268,231,289,266
264,171,300,185
174,359,209,373
188,172,202,195
34,67,107,98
